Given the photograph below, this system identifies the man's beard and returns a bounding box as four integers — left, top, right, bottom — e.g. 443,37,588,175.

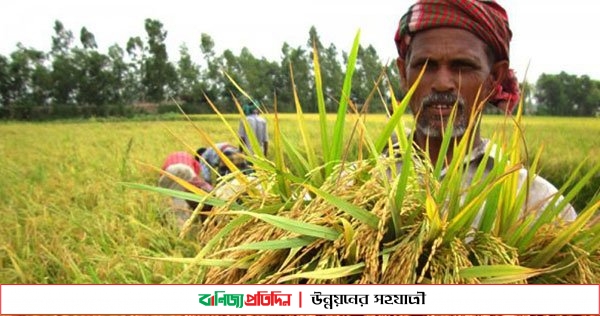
415,92,468,138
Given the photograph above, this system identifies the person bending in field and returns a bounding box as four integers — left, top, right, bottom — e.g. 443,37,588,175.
158,151,214,228
389,0,576,224
158,144,250,226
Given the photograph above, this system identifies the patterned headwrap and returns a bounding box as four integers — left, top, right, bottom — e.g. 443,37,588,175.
395,0,520,114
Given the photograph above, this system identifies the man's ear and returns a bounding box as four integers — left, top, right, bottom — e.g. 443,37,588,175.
396,57,409,92
489,60,509,90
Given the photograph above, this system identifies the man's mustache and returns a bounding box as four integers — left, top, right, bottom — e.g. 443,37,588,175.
421,92,465,109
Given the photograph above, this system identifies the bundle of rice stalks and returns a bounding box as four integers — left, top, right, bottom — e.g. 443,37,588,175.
191,147,598,284
195,158,515,284
129,31,600,284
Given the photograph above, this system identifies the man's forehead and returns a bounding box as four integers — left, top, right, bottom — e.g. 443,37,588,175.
408,28,488,59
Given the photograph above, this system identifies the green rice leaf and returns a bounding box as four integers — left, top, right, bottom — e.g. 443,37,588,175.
459,264,544,283
391,131,415,236
281,135,311,178
374,62,426,154
312,41,330,164
328,30,360,173
203,94,249,153
278,263,365,282
218,236,316,253
273,98,291,198
197,215,252,259
445,164,521,239
303,183,380,229
120,182,239,209
222,73,266,160
553,161,600,217
290,64,319,173
227,211,340,240
432,106,458,178
571,194,600,250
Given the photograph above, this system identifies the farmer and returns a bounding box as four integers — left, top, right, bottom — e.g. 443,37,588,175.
158,151,214,227
238,101,268,157
158,145,251,227
391,0,576,222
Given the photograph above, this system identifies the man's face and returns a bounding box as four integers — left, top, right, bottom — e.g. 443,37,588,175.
398,28,502,138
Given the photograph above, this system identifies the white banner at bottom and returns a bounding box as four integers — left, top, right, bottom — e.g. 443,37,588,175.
1,284,598,315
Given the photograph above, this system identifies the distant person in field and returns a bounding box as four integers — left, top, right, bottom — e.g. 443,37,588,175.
390,0,576,223
238,101,268,157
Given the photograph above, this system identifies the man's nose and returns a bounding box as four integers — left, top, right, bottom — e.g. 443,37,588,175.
431,66,456,92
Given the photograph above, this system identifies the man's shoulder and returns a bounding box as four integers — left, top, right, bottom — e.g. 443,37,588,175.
245,115,261,124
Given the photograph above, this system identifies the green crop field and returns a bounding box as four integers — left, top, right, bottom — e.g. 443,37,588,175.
0,114,598,284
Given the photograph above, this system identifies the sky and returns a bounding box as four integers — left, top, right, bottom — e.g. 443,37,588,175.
1,0,600,82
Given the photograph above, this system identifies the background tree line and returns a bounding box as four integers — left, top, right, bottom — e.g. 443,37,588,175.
0,19,598,120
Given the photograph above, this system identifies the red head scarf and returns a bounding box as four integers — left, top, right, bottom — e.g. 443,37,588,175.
395,0,520,114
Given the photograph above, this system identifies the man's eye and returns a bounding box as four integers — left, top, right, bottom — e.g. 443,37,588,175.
412,62,431,71
454,63,476,71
